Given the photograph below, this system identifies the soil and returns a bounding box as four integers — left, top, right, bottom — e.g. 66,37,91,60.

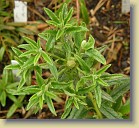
0,0,130,119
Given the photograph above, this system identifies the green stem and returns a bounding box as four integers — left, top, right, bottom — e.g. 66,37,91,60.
88,92,103,119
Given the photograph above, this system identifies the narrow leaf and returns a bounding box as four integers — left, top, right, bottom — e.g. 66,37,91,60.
46,96,57,116
44,8,59,23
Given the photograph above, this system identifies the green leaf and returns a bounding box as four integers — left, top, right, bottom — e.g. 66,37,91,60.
66,26,88,33
48,64,58,80
36,72,44,86
19,50,36,57
46,20,60,26
73,98,79,109
119,99,130,115
22,56,34,69
64,7,73,24
110,79,130,101
44,8,60,23
45,91,57,99
56,29,64,40
61,106,71,119
46,35,55,51
34,53,41,65
94,85,102,108
0,46,5,61
45,96,57,116
82,35,95,50
86,49,106,65
18,44,33,50
5,64,20,70
39,95,44,109
41,51,53,65
12,47,23,56
64,90,76,97
0,91,6,107
65,97,73,109
79,1,89,24
100,104,122,119
74,54,90,73
102,91,115,103
51,81,72,89
23,36,37,49
97,78,109,86
27,96,38,110
96,64,111,75
7,104,17,118
78,84,96,94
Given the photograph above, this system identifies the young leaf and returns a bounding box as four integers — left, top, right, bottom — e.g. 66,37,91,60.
26,97,38,110
82,35,95,50
45,96,57,116
44,8,60,23
94,85,102,108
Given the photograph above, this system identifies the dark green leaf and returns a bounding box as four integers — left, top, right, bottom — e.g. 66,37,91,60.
102,91,115,103
100,104,122,119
